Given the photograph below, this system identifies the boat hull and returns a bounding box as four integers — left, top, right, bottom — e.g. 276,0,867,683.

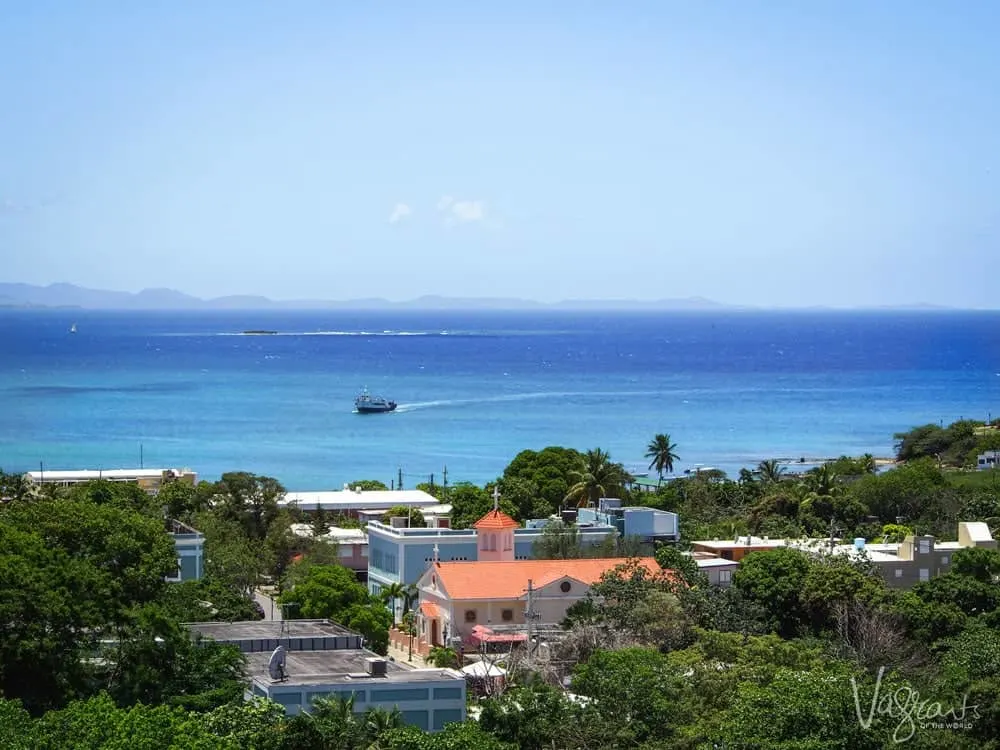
355,403,397,413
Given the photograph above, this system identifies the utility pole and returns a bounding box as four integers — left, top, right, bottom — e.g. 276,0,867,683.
443,466,449,489
39,461,44,483
140,442,144,469
430,473,435,490
398,467,403,491
524,578,540,662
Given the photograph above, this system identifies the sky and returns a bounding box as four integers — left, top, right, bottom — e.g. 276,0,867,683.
1,2,997,307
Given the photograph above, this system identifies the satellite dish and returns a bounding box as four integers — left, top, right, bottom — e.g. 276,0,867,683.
268,645,287,681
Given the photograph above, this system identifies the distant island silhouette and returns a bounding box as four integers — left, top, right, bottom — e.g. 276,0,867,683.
0,282,963,311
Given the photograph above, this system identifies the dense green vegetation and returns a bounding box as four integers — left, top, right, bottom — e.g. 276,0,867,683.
2,415,999,747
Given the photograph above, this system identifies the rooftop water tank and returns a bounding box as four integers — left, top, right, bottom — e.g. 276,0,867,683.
854,537,866,551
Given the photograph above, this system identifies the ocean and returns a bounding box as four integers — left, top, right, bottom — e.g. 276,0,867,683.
1,309,998,490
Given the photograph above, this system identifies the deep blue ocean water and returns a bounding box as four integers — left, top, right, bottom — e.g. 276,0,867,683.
1,309,998,489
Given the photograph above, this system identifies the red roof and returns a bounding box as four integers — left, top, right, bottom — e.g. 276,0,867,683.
431,557,664,600
473,508,519,530
419,601,441,617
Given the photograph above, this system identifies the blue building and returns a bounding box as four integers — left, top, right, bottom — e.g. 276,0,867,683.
576,498,679,543
188,620,465,730
167,519,205,582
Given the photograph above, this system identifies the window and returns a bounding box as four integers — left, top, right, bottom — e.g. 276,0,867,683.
464,609,477,622
501,609,514,621
165,558,182,582
895,569,903,578
433,708,464,730
720,550,734,560
371,688,429,702
918,539,931,555
941,555,949,565
401,710,429,730
433,687,463,700
503,534,512,551
919,568,930,582
718,570,732,584
560,581,572,593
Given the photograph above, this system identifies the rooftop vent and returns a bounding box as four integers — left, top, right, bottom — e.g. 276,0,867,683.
366,657,388,677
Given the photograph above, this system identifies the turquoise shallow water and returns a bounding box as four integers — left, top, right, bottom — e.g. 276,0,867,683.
1,309,998,488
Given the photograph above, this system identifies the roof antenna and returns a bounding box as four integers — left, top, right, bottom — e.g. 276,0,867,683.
267,645,288,682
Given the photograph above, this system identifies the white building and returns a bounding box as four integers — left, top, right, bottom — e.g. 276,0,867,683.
977,450,1000,470
280,488,442,516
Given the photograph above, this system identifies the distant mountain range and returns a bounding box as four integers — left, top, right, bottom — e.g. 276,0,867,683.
0,282,972,312
0,282,736,311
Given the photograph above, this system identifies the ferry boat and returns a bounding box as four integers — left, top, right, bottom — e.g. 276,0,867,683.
355,388,397,413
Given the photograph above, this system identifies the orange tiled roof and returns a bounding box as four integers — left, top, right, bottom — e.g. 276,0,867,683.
431,557,664,600
419,601,441,617
473,508,519,530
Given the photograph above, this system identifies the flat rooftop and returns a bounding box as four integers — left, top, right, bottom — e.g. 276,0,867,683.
247,650,462,686
280,489,440,510
189,619,356,641
27,468,190,481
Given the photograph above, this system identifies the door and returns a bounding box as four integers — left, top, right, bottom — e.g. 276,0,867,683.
431,619,440,646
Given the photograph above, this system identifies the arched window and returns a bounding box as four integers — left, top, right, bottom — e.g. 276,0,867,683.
489,533,497,551
503,533,512,551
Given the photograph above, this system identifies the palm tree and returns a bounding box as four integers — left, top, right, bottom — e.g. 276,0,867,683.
380,582,406,627
860,453,877,475
645,434,680,484
563,448,631,508
363,706,403,738
757,459,785,485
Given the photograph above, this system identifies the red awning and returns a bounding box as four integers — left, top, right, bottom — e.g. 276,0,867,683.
469,624,527,644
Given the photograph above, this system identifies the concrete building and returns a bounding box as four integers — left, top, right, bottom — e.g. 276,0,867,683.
280,488,442,518
691,553,740,587
167,519,204,581
690,535,787,562
577,498,679,543
788,522,997,589
977,450,1000,470
415,553,662,648
188,619,466,730
27,467,196,492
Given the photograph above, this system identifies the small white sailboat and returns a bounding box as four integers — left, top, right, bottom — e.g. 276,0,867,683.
69,323,77,334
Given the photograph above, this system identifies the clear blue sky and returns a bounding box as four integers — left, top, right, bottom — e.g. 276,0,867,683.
1,1,997,307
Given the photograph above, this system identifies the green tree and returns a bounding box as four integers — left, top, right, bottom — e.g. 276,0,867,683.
378,723,517,750
379,581,406,627
564,448,631,508
756,458,785,485
427,646,458,668
502,446,585,512
654,544,705,586
645,433,680,483
448,483,518,529
380,505,426,527
349,479,389,491
732,547,812,637
214,472,285,541
280,565,369,619
572,647,682,745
